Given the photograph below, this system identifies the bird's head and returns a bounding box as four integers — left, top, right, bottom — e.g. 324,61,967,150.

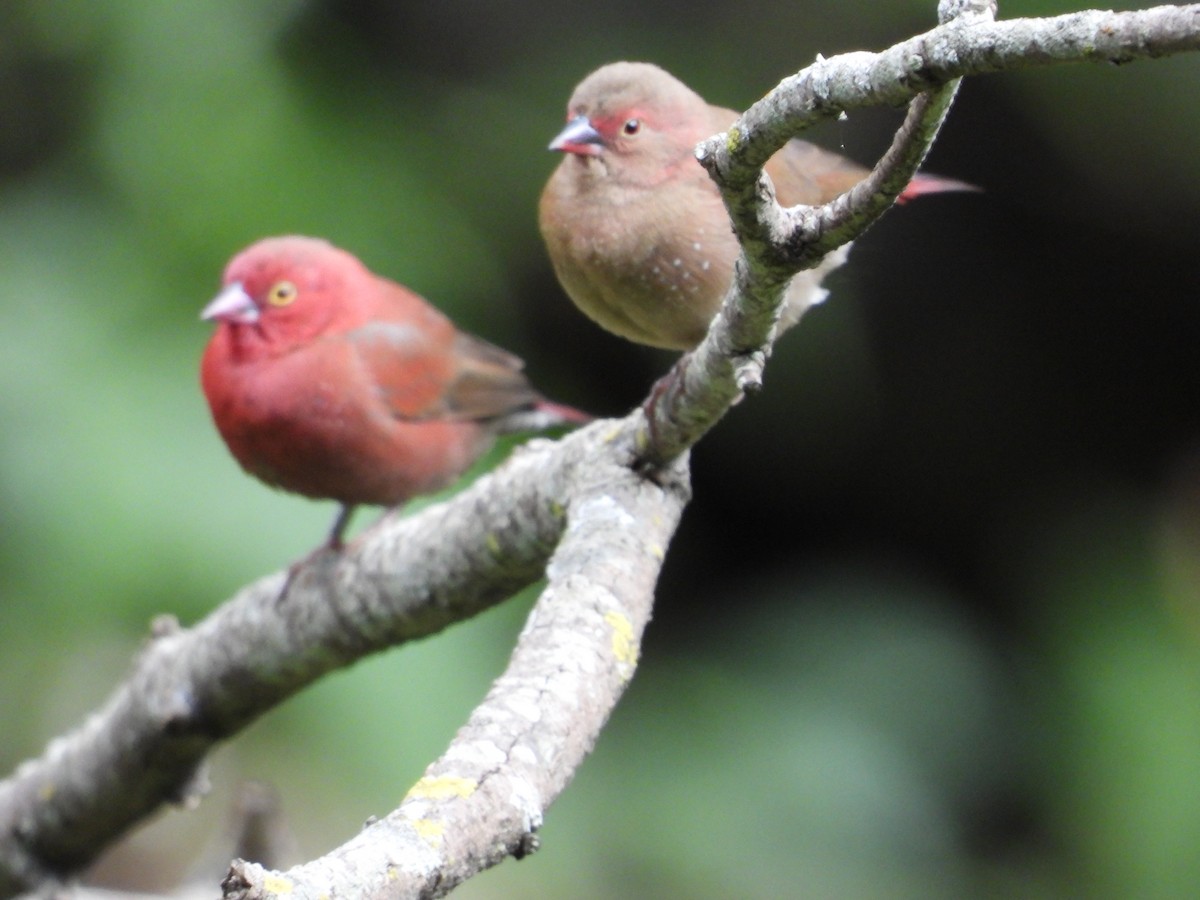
547,61,707,184
202,236,365,353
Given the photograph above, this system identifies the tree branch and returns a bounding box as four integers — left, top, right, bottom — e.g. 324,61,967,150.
0,420,688,897
638,1,1200,467
224,446,689,899
3,3,1200,898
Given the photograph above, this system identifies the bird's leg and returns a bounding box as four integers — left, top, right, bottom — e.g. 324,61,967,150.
275,504,356,603
326,504,357,551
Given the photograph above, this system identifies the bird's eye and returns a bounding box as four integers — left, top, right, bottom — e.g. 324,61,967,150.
622,118,641,135
267,280,297,307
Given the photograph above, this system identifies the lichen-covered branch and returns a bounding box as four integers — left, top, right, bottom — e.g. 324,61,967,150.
4,3,1200,898
0,419,686,898
704,2,1199,185
223,444,689,899
639,1,1200,467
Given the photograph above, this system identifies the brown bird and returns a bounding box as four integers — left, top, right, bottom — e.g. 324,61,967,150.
540,61,971,350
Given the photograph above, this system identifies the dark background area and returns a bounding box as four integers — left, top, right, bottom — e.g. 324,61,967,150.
3,1,1199,897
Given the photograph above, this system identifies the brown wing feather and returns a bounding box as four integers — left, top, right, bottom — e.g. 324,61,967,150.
346,321,537,423
706,102,868,206
767,139,871,206
439,332,540,421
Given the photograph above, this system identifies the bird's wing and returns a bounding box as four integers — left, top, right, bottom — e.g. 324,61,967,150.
345,320,538,423
767,139,871,206
440,332,542,420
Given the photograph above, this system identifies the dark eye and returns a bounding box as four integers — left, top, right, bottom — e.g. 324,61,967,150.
622,118,641,135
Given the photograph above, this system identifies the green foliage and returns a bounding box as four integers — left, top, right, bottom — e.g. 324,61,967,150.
4,1,1200,897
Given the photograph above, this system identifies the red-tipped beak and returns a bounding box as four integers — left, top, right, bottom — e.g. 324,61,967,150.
201,282,259,324
549,115,604,157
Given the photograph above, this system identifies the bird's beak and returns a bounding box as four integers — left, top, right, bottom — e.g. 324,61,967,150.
548,115,604,157
201,282,259,324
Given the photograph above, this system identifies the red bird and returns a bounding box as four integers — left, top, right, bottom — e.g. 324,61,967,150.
200,236,589,548
540,61,973,350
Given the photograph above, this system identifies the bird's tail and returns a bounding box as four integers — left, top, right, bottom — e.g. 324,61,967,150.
898,173,980,204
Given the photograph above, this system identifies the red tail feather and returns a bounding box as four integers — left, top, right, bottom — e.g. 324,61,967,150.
898,173,980,204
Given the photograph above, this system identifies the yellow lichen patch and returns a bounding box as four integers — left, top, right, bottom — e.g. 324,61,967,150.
726,126,742,152
647,542,665,561
484,532,502,559
412,818,445,846
604,611,639,670
406,774,478,800
262,874,294,894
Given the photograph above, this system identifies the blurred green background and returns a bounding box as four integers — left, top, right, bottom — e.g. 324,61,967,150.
4,1,1200,897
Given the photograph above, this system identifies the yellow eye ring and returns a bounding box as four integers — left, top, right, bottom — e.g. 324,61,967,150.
267,280,298,307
